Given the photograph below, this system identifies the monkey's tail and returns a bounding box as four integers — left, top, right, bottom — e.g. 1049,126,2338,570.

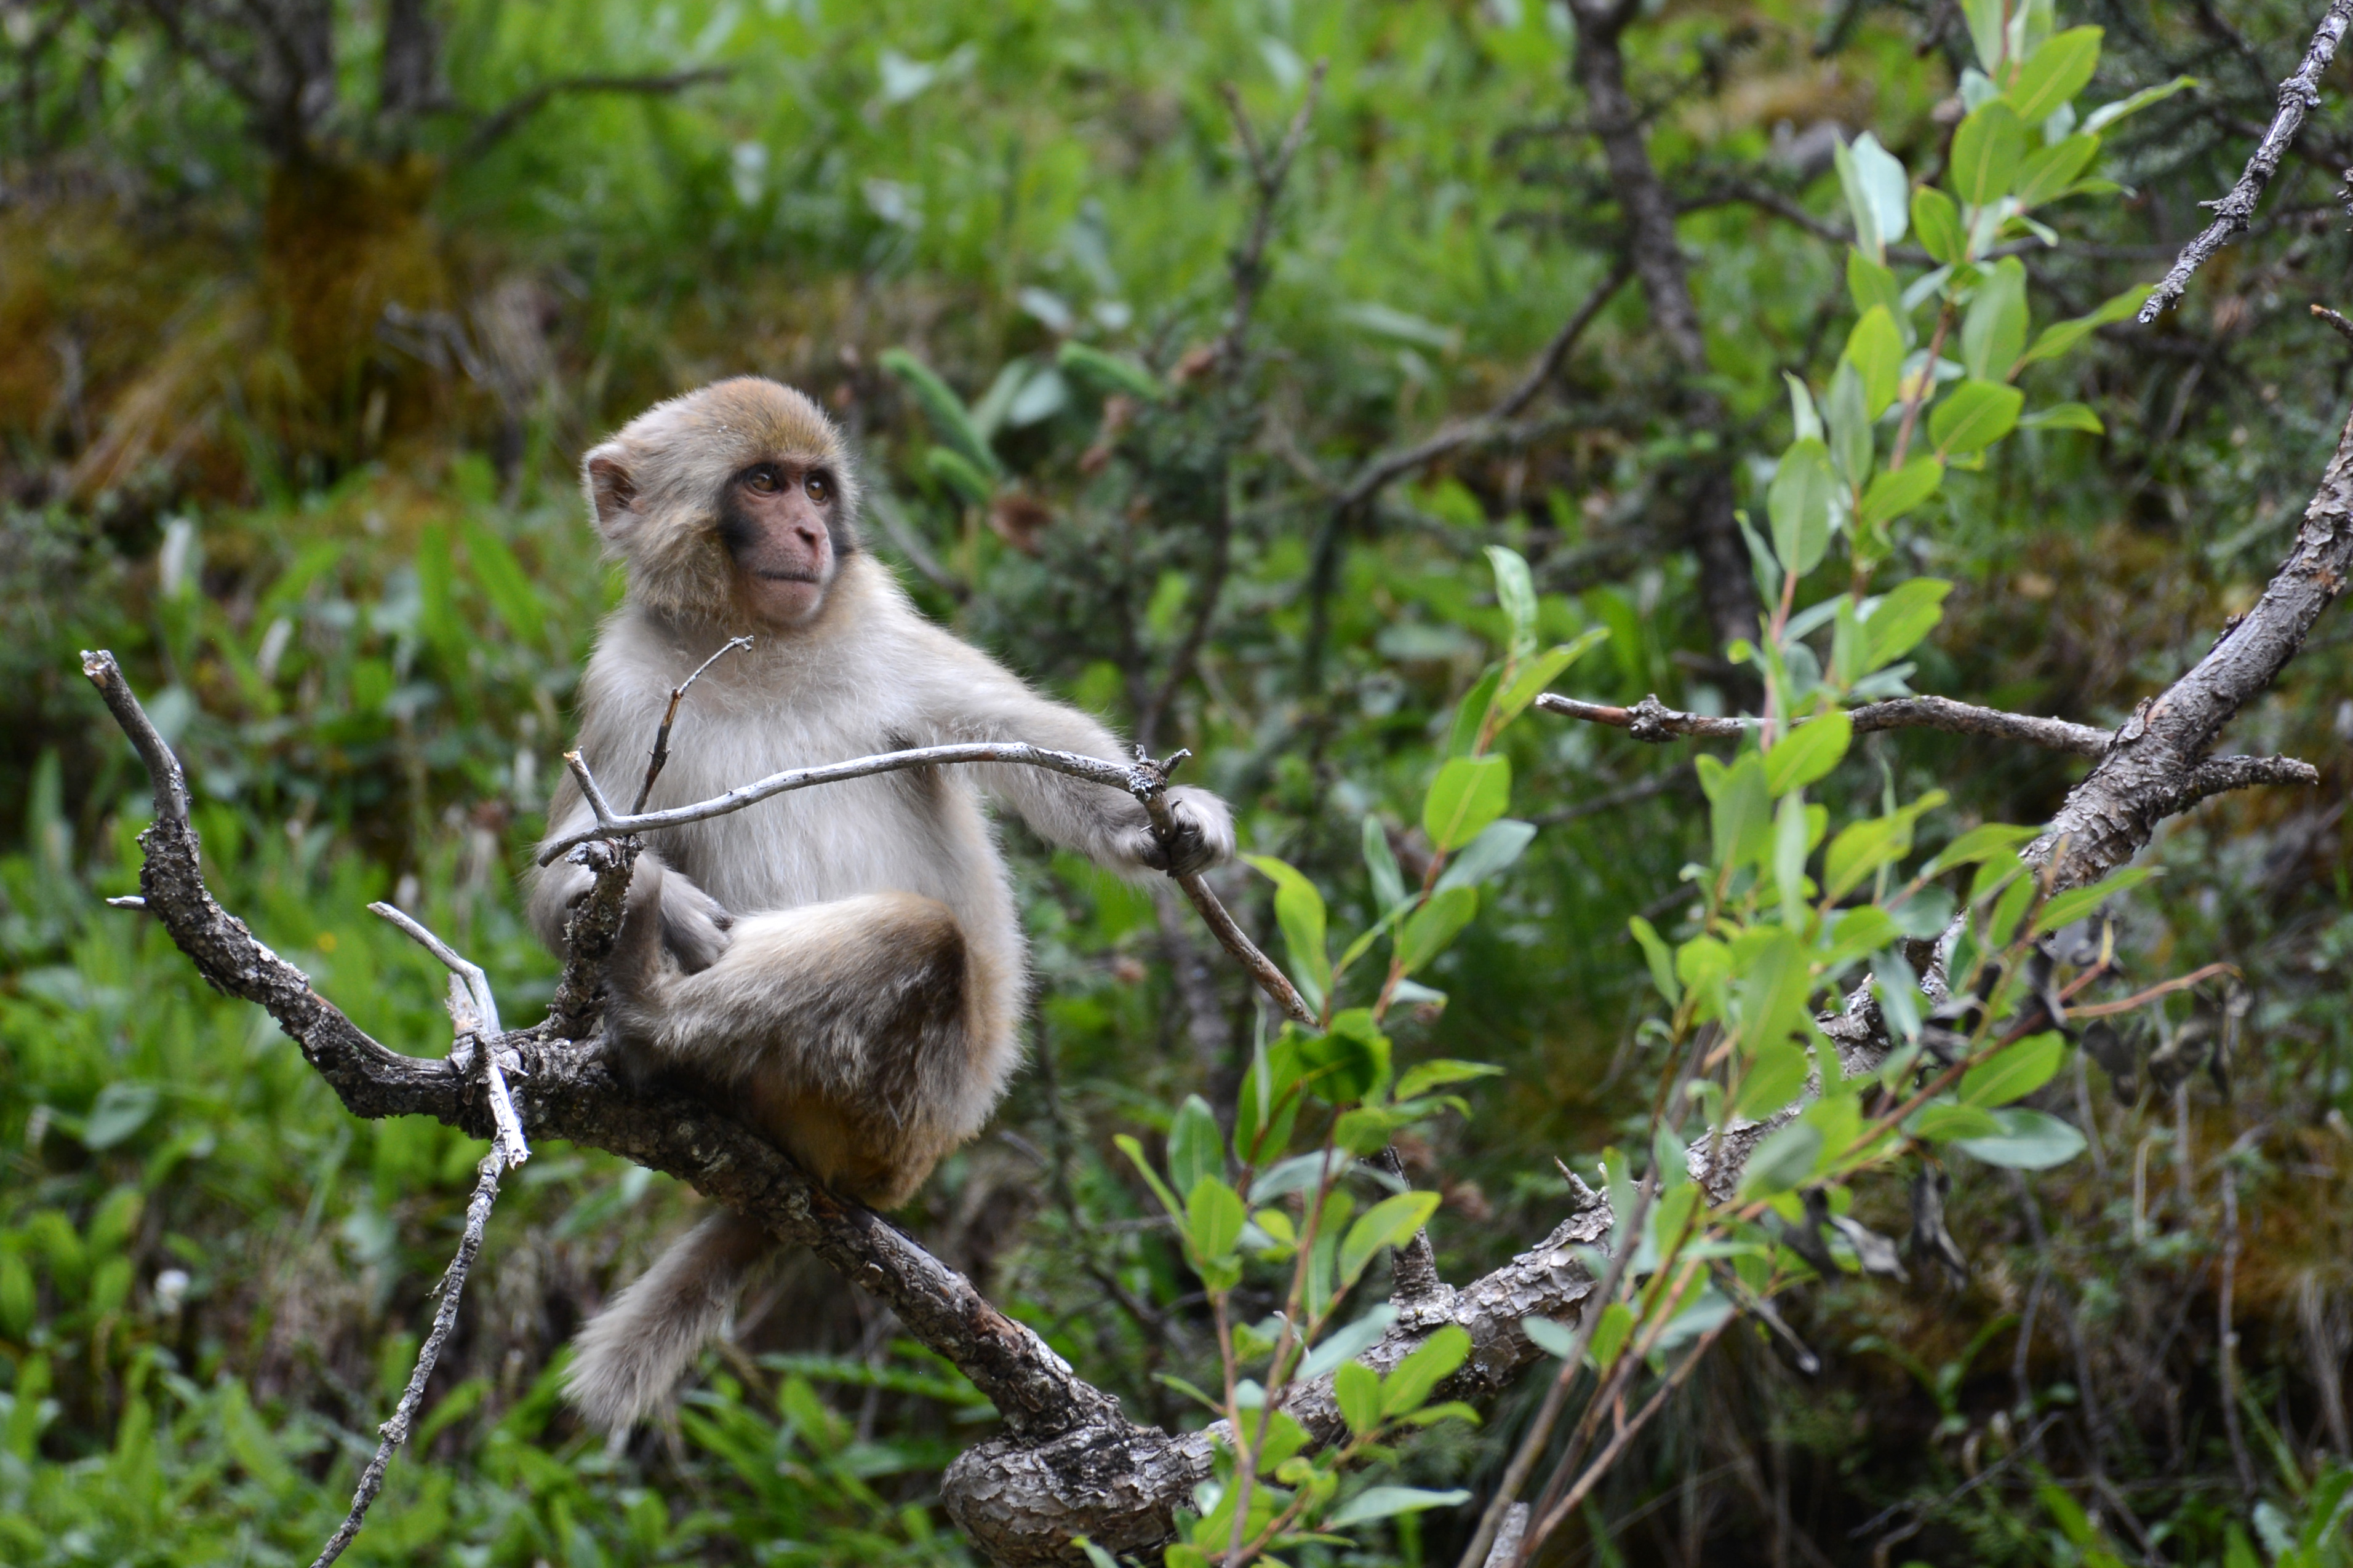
564,1208,774,1431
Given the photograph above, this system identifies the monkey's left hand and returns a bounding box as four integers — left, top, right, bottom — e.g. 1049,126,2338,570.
1135,786,1237,879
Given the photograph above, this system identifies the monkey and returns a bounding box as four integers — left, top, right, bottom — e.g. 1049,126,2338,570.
527,376,1234,1431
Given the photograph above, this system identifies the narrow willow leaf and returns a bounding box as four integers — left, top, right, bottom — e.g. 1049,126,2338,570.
1949,101,2026,208
1928,380,2023,455
2004,27,2103,122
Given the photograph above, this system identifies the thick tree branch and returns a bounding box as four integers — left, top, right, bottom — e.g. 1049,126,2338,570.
2141,0,2353,323
2032,399,2353,885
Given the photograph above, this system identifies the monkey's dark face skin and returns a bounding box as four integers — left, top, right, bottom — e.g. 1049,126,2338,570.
718,456,850,626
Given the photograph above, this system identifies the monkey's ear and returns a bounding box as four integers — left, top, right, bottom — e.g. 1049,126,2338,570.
583,447,639,540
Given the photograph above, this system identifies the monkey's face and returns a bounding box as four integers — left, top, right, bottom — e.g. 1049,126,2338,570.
719,457,844,627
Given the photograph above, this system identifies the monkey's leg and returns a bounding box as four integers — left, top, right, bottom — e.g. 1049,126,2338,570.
564,1208,771,1432
610,882,987,1206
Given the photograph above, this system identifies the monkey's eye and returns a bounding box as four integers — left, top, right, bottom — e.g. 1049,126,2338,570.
804,471,833,503
745,467,780,495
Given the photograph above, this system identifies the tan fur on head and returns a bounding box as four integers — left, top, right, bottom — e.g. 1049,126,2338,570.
580,377,863,626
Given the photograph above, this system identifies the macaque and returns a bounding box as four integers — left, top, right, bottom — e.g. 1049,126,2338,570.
529,377,1234,1430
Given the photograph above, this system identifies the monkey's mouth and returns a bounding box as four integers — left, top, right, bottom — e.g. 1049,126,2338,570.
754,569,823,584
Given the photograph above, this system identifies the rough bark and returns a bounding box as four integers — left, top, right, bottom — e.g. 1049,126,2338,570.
2032,400,2353,886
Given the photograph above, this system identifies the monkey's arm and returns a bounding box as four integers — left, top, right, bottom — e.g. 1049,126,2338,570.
908,632,1235,877
527,776,734,973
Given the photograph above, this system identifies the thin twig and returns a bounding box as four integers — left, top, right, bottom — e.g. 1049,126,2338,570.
367,902,527,1169
1534,691,2319,797
1453,1180,1655,1568
1211,62,1328,370
1333,260,1636,512
633,635,753,813
462,66,731,159
2141,0,2353,323
2314,303,2353,344
309,1153,503,1568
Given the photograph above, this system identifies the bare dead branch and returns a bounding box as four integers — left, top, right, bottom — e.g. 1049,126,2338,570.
1535,691,2320,805
634,634,754,813
2034,399,2353,885
367,902,527,1169
2141,0,2353,323
463,67,731,160
310,1153,503,1568
1211,62,1328,370
540,741,1146,864
2314,302,2353,343
1332,258,1635,512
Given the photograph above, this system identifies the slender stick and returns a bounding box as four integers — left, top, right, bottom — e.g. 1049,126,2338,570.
367,902,527,1170
633,634,754,813
308,1154,504,1568
2141,0,2353,323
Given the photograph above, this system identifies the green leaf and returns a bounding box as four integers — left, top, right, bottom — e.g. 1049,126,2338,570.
1911,186,1964,267
1362,815,1407,914
1236,1036,1306,1166
1960,258,2028,382
1826,360,1873,485
1242,854,1332,1011
1765,710,1853,796
1834,132,1911,259
1954,1107,2088,1169
1710,752,1775,872
1325,1486,1473,1529
1423,755,1512,850
1055,341,1169,402
1734,928,1815,1062
1847,250,1903,325
1960,1031,2067,1107
82,1083,158,1152
2019,284,2151,367
881,348,1002,477
2031,864,2161,934
461,522,548,647
2019,402,2104,434
1785,371,1823,442
1907,1097,2005,1142
1924,822,2037,877
1298,1012,1393,1102
1859,456,1944,530
1522,1316,1581,1359
1822,790,1947,899
1340,1191,1441,1286
1395,1059,1506,1100
1116,1133,1185,1220
1962,0,2005,71
1335,1360,1384,1436
1738,1121,1824,1200
1862,576,1952,671
1446,666,1504,758
1486,545,1540,659
2005,28,2103,121
1186,1177,1247,1265
925,445,996,505
1380,1324,1472,1416
1629,915,1682,1006
1300,1303,1400,1377
1492,628,1610,728
1949,101,2026,208
1768,438,1837,578
1169,1095,1223,1201
1734,1037,1811,1120
1844,307,1906,417
1395,885,1479,974
2081,74,2196,135
2013,133,2101,208
1928,380,2024,455
1586,1302,1635,1372
1434,818,1537,893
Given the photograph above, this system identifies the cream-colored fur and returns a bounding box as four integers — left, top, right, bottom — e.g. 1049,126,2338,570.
532,378,1232,1431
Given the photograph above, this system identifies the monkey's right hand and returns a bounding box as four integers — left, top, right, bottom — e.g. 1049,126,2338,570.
650,862,734,975
1135,786,1237,879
